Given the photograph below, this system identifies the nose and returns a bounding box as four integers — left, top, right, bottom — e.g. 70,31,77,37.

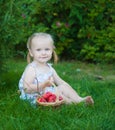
41,50,46,55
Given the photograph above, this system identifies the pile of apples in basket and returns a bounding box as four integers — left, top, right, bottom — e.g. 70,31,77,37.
37,92,63,103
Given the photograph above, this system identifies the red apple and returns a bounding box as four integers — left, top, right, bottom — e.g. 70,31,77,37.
43,92,53,100
48,95,56,102
38,97,47,102
48,96,55,102
59,96,63,101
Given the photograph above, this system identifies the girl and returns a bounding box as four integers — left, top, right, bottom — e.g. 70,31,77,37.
19,32,94,105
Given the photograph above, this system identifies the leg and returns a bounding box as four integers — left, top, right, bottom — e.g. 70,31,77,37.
57,85,94,105
54,86,73,104
57,85,83,103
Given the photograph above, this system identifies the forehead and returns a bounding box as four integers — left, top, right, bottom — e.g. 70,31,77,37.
31,37,53,48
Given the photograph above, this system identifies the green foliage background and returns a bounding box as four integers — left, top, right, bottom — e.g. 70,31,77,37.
0,0,115,63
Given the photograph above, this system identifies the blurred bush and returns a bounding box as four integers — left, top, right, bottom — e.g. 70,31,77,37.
0,0,115,63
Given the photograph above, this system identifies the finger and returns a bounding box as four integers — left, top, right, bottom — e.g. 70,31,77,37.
50,77,54,82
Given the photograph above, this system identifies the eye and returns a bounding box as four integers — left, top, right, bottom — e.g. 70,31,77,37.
36,48,41,51
45,48,50,51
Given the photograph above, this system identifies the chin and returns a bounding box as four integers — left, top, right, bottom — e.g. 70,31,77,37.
39,60,48,63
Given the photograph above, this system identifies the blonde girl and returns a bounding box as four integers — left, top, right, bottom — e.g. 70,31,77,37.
18,32,94,105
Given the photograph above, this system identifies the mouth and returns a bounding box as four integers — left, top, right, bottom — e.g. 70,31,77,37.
41,56,47,58
40,57,48,59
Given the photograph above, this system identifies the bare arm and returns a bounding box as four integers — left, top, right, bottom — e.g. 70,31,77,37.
52,68,71,87
23,66,53,93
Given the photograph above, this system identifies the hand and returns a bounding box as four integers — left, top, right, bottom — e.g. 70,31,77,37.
43,77,54,88
44,80,52,87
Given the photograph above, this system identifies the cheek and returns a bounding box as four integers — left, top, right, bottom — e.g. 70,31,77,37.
47,52,52,59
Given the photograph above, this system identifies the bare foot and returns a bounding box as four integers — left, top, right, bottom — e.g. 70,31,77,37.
85,96,94,106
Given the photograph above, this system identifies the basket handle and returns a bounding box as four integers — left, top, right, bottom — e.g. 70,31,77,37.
51,82,59,102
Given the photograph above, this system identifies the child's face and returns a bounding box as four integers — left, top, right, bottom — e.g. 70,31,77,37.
29,37,53,64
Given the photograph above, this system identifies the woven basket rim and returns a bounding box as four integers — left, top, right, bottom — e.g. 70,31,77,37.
36,98,64,106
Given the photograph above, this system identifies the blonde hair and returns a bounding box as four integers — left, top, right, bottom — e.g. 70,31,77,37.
27,32,58,64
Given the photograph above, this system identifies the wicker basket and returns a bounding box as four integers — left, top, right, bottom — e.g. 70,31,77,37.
36,83,64,106
37,99,64,106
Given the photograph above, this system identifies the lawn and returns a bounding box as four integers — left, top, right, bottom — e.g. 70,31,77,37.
0,59,115,130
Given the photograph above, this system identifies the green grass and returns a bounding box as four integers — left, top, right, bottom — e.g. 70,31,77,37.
0,59,115,130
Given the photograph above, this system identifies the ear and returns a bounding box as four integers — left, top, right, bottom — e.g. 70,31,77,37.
28,49,33,57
